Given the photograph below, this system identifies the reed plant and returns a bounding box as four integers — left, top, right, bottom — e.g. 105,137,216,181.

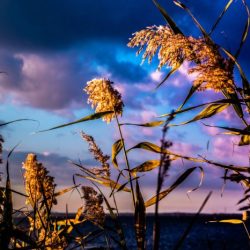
1,0,250,249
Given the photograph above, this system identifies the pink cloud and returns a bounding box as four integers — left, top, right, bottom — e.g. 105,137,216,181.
170,141,202,156
209,135,249,166
150,70,163,82
0,51,93,114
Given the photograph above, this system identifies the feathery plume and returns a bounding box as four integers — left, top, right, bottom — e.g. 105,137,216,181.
81,186,105,225
38,230,68,250
84,78,124,123
128,25,234,93
22,154,57,208
81,131,110,178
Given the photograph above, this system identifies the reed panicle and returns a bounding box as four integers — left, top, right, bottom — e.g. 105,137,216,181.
128,25,234,93
38,230,68,250
22,153,57,208
81,131,111,178
82,186,105,225
22,154,69,249
84,78,124,123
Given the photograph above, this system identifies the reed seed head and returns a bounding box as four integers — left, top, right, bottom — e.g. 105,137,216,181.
39,229,68,249
82,186,105,225
22,153,57,207
128,25,235,93
81,131,110,178
84,78,124,123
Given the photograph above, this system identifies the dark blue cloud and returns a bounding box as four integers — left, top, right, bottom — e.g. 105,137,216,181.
0,0,164,51
0,0,249,110
1,0,245,52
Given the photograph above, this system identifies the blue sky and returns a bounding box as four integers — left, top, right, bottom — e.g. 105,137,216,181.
1,0,250,213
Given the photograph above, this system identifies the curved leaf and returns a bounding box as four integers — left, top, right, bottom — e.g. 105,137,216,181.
155,66,180,89
187,167,204,196
127,141,204,163
209,219,243,225
170,103,229,126
202,124,250,136
116,176,139,193
80,175,131,192
174,191,212,250
120,121,164,127
135,180,146,250
209,0,234,35
127,141,162,154
54,185,79,197
37,111,113,133
173,0,210,39
128,142,250,172
152,0,183,35
0,119,37,127
176,84,200,111
239,135,250,146
222,90,243,119
161,98,240,118
145,167,197,207
131,160,160,173
112,139,124,169
222,48,250,100
234,0,250,60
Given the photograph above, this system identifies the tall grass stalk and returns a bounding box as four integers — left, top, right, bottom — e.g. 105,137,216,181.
153,116,173,250
114,112,136,207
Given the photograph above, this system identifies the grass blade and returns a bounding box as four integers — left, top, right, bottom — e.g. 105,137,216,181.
135,180,146,250
120,121,164,127
176,84,200,111
169,103,229,126
131,160,160,174
209,0,234,35
173,0,209,39
79,175,131,192
152,0,183,34
36,111,113,133
174,191,212,250
145,167,197,207
112,139,124,169
0,119,37,127
161,98,241,118
155,66,180,89
234,0,250,60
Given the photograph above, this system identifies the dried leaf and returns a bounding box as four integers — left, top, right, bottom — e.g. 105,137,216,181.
120,121,164,127
131,160,160,173
145,167,197,207
37,111,114,133
112,139,124,169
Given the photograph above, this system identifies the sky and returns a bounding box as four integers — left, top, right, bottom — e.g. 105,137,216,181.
0,0,250,213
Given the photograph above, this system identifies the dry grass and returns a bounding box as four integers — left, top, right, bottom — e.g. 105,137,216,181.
1,0,250,249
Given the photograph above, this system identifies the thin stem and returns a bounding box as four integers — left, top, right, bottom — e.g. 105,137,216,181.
243,222,250,240
153,135,166,250
242,117,249,127
114,112,136,208
153,118,172,250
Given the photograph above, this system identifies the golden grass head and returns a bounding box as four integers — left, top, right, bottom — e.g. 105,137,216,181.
82,186,105,225
81,131,110,178
128,25,234,93
38,229,68,249
84,78,124,123
22,153,57,207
